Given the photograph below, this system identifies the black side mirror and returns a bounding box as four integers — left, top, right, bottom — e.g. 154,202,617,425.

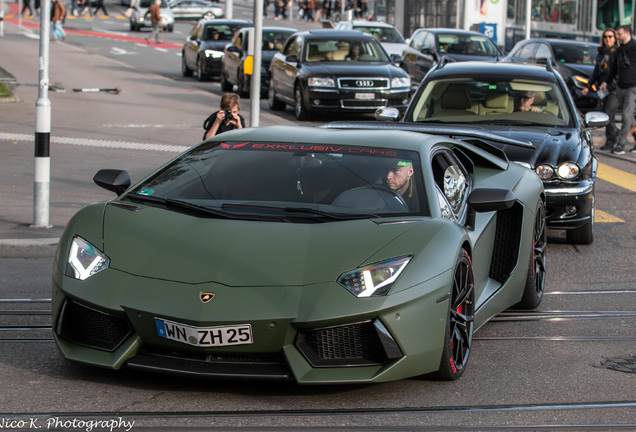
390,53,404,65
93,169,131,196
285,54,299,63
227,45,242,54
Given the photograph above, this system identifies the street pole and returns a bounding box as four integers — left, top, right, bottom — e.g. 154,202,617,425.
33,0,51,228
525,0,531,40
226,0,232,19
250,0,263,127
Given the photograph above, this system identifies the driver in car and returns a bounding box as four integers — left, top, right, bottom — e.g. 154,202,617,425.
383,160,417,210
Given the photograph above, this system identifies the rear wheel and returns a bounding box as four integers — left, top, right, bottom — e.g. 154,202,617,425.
516,200,547,309
268,85,285,111
428,249,474,380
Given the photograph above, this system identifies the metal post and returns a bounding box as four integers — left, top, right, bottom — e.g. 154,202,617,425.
33,0,51,228
250,0,263,127
525,0,531,40
1,0,4,37
226,0,232,19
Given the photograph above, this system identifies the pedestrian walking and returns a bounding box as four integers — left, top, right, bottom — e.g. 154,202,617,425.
600,24,636,154
144,0,163,44
93,0,109,16
582,28,619,151
21,0,34,16
50,0,67,41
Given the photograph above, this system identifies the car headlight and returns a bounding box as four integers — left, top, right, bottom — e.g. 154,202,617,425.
66,236,110,281
308,77,335,87
337,256,411,298
556,162,580,179
535,164,554,179
391,77,411,88
205,50,224,59
573,75,589,89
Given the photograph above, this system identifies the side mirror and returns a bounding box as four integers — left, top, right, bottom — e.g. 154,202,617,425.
285,54,299,63
465,188,516,230
375,107,400,122
93,169,131,196
584,111,609,129
390,53,404,65
227,45,241,54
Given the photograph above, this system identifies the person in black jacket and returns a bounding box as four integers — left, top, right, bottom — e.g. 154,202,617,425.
600,25,636,154
203,93,246,140
583,28,619,151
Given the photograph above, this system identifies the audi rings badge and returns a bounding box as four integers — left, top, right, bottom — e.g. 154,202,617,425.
355,80,374,87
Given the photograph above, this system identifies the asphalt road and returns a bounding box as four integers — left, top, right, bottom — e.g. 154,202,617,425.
1,5,636,431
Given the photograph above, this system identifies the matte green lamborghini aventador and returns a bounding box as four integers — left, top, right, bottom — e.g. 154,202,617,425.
52,125,546,384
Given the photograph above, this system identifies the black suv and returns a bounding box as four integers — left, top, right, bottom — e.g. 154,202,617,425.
268,30,411,120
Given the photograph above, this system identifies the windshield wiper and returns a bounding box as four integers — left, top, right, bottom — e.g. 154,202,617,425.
125,194,255,220
222,203,380,220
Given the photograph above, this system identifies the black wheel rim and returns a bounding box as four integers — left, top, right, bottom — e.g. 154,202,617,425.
532,202,547,298
450,254,474,373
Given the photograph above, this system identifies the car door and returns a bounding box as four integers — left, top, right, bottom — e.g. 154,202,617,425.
402,30,435,84
224,30,244,84
184,22,203,70
274,36,303,101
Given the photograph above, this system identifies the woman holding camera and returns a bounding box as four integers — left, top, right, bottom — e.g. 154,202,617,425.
203,93,246,140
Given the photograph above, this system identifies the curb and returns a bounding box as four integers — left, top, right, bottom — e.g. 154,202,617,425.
0,239,59,259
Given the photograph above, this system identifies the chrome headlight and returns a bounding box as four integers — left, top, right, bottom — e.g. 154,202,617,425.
535,164,554,180
337,256,411,298
308,77,335,87
205,50,224,59
391,77,410,88
556,162,580,179
66,236,110,281
161,15,173,23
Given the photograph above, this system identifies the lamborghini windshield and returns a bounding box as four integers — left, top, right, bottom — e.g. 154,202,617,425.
127,142,428,221
407,77,572,127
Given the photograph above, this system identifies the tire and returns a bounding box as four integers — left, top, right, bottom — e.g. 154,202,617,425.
428,249,474,381
197,57,207,81
566,197,594,244
268,85,285,111
220,70,233,91
181,54,193,77
168,26,174,33
516,200,547,309
238,70,249,97
294,84,308,121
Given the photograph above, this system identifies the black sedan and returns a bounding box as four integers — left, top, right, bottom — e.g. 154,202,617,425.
181,19,252,81
503,39,600,111
401,28,502,89
268,30,411,120
368,61,608,244
220,27,296,97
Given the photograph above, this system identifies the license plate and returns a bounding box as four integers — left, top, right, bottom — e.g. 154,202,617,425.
355,93,375,100
155,318,253,347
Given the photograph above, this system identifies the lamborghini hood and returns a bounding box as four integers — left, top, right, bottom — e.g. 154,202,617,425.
101,203,419,286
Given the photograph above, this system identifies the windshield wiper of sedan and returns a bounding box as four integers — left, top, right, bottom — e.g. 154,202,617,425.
221,203,380,221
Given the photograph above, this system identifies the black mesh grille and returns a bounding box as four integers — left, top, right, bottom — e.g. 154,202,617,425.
56,299,132,352
296,321,387,367
489,204,523,283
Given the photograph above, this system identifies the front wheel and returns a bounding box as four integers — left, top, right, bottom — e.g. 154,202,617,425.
428,249,474,380
516,199,547,309
294,84,308,121
181,54,193,77
238,70,249,97
197,58,208,81
220,69,233,91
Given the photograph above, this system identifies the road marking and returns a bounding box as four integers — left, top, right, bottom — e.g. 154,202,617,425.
595,209,624,223
597,162,636,193
0,132,186,153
